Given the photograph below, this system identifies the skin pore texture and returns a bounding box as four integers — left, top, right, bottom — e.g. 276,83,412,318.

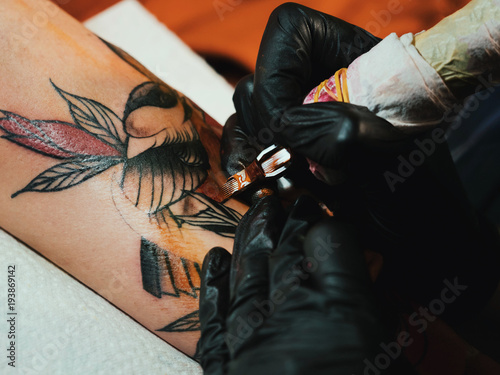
0,0,248,356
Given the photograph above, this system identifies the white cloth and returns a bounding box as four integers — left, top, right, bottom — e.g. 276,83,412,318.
0,230,201,375
0,0,237,373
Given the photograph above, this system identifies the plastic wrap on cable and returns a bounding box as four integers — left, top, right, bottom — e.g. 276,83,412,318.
304,32,456,131
305,0,500,132
414,0,500,98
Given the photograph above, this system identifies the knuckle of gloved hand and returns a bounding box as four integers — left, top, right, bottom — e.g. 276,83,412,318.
309,116,358,168
336,111,360,143
324,117,358,162
269,2,308,27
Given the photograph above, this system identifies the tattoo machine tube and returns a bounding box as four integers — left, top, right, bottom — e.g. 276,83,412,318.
305,0,500,132
220,144,292,200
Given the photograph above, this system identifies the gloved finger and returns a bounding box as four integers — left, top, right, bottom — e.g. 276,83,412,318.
226,195,285,354
253,3,380,132
221,114,261,177
221,75,266,177
279,101,410,168
303,218,373,300
268,195,325,293
198,247,232,375
303,218,389,372
233,74,283,149
221,113,278,205
232,74,256,137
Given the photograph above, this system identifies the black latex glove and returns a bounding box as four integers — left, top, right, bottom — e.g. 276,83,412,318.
224,2,500,327
221,3,410,194
197,195,388,375
251,3,380,134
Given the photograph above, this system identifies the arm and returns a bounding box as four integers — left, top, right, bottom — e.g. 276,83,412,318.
0,0,248,356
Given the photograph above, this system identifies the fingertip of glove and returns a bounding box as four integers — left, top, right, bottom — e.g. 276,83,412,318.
222,113,238,131
234,74,254,102
203,247,232,280
234,194,284,252
245,193,284,227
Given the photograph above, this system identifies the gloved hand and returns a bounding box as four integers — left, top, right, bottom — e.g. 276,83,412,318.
223,1,395,162
197,195,388,375
249,3,380,134
223,2,500,327
221,3,411,200
223,2,417,243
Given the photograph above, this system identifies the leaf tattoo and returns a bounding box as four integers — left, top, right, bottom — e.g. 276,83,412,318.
51,80,127,153
1,81,128,197
174,192,241,238
157,311,200,333
11,157,122,198
141,238,202,332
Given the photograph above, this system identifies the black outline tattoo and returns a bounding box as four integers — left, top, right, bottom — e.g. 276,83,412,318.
157,311,200,333
141,238,201,332
1,64,242,333
140,238,201,299
0,80,240,232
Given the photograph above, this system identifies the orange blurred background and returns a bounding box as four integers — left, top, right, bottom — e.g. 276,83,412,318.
53,0,469,80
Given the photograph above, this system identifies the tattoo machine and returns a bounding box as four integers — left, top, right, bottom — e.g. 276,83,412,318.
221,144,292,200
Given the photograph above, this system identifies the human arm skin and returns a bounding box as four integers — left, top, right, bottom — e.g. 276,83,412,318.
0,0,248,356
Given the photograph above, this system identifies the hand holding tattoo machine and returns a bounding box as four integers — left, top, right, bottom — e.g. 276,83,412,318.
221,0,500,195
215,1,500,352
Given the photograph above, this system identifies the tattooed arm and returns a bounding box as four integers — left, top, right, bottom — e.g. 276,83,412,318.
0,0,248,356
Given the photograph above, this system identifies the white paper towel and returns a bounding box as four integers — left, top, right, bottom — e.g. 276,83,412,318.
0,229,201,374
0,0,238,373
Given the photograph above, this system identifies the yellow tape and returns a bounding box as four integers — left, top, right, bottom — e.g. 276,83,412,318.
313,68,350,103
314,79,329,102
334,68,350,103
